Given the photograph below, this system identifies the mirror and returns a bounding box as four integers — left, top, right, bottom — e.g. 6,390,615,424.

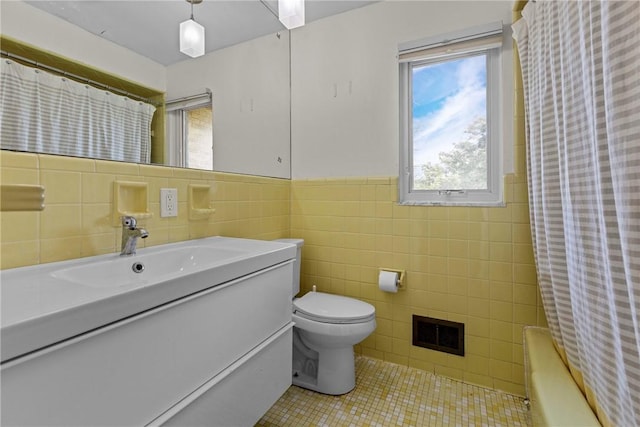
0,0,291,179
164,30,291,178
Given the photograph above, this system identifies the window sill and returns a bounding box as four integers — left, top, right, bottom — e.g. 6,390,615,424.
398,200,506,208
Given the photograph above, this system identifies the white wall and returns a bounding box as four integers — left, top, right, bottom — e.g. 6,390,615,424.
166,32,291,179
0,1,166,92
290,0,513,179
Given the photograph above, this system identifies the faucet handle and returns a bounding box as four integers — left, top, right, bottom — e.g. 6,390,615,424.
121,216,137,229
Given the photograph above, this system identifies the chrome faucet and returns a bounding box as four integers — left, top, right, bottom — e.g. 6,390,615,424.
120,216,148,256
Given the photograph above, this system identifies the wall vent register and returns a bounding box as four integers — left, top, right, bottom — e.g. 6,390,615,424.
412,315,464,356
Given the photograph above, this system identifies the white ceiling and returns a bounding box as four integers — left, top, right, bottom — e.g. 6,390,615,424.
25,0,376,65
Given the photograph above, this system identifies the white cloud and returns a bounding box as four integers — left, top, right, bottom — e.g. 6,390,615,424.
412,56,486,167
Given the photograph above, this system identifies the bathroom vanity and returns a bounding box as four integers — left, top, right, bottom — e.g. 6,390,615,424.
0,237,296,426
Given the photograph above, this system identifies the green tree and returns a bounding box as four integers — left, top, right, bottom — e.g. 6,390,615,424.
414,117,487,190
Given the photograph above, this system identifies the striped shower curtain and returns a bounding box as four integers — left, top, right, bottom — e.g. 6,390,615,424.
513,1,639,426
0,59,155,163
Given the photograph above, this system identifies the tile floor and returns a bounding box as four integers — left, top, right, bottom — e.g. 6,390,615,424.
257,356,531,427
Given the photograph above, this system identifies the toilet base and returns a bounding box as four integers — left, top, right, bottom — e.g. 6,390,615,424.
293,345,356,395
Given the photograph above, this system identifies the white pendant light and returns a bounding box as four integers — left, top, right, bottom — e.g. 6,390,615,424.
180,0,205,58
279,0,305,30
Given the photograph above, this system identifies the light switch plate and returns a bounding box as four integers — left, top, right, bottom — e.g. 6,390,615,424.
160,188,178,217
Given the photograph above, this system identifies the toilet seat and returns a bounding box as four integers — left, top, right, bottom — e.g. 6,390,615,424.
293,292,375,324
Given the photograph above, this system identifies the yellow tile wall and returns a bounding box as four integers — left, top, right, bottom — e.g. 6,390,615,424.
290,174,545,396
0,151,290,269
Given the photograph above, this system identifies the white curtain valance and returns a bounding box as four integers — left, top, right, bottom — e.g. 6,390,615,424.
0,59,156,163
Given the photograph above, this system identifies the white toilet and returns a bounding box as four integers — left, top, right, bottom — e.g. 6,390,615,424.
275,239,376,395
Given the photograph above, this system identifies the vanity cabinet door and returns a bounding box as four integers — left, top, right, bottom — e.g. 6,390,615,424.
1,262,293,427
150,324,293,427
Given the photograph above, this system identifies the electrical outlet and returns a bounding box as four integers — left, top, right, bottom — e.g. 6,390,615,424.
160,188,178,217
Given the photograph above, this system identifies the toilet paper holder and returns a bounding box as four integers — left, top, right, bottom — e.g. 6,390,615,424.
379,268,406,289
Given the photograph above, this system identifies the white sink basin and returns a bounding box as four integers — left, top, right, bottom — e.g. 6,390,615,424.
51,246,248,288
1,237,296,362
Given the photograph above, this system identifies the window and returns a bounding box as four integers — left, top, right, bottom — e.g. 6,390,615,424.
166,91,213,170
399,23,504,205
185,106,213,170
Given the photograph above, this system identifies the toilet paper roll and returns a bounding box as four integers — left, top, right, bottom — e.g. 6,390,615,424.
379,270,399,293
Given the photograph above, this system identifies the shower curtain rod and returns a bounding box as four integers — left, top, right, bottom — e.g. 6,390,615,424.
1,50,161,107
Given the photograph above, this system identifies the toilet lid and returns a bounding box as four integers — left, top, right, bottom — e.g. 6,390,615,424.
293,292,375,324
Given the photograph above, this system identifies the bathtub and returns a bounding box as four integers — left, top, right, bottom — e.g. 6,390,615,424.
524,326,601,426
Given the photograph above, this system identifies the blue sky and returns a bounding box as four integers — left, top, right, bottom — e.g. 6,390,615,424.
412,54,487,168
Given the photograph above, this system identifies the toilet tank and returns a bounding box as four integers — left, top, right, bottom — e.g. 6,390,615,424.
274,239,304,295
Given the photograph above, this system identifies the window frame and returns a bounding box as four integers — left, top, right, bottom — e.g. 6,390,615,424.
399,32,504,206
165,91,212,169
